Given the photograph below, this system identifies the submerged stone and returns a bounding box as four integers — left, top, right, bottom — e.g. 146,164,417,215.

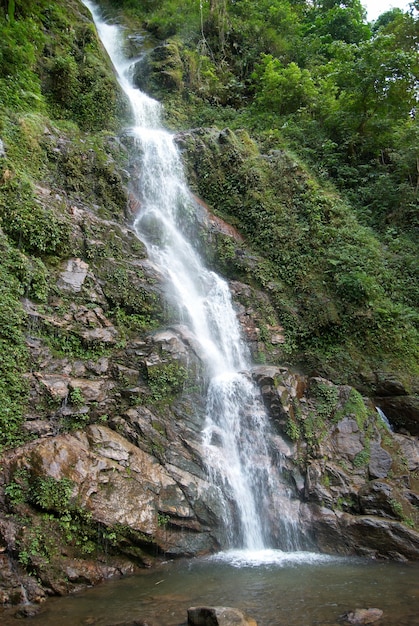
343,607,383,624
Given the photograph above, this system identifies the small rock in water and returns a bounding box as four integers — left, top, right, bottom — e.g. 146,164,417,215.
187,606,258,626
343,607,383,624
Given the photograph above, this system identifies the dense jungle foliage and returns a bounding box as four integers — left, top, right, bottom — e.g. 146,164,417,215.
98,0,419,378
0,0,418,448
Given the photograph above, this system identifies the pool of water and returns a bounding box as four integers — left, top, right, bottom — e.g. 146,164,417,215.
3,550,419,625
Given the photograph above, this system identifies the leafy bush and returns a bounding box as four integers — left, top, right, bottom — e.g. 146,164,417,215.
30,476,74,512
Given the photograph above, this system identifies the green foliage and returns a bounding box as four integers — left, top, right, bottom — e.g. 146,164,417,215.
0,178,70,255
101,263,162,320
4,468,30,506
69,387,85,408
0,17,45,111
0,232,29,450
157,512,170,527
0,1,123,130
112,306,159,338
253,56,317,115
40,326,110,361
30,476,74,512
184,126,418,381
353,445,370,467
285,418,300,442
337,388,369,428
147,360,189,402
309,381,339,419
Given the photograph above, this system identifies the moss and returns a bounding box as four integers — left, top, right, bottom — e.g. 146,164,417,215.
181,127,419,387
336,388,369,428
285,417,300,442
99,261,163,320
353,446,370,468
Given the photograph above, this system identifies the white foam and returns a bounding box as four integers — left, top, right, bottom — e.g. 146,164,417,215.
208,549,341,568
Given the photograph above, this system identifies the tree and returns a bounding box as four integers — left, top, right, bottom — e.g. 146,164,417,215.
324,33,418,160
253,55,317,115
306,0,370,45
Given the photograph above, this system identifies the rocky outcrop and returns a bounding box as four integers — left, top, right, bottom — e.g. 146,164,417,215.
132,40,184,96
2,424,219,556
375,395,419,435
250,366,419,560
371,372,419,435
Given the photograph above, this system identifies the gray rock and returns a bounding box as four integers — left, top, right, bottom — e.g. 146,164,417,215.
368,442,392,479
57,258,89,292
334,417,364,461
393,433,419,471
358,481,396,518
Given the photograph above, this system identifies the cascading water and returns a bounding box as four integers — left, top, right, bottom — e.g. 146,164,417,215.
82,0,300,553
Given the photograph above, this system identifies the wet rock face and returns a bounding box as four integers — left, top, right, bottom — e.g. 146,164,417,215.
375,395,419,435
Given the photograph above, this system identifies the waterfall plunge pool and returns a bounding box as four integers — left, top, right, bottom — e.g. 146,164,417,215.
4,551,418,626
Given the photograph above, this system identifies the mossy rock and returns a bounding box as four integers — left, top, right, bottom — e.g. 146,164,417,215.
132,39,184,96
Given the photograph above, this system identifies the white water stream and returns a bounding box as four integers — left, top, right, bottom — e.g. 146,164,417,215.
82,1,300,552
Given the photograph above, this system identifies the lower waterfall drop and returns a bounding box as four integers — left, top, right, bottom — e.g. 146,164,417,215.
82,0,302,553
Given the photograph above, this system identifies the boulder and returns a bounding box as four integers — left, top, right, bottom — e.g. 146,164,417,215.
311,508,419,560
187,606,258,626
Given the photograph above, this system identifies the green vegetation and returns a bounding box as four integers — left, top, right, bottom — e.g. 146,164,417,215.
105,0,418,385
4,468,155,573
0,0,131,450
146,360,190,403
0,230,29,450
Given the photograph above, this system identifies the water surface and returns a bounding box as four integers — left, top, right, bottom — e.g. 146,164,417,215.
5,551,418,626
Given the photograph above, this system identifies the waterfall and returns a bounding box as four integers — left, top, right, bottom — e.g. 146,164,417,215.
82,1,300,552
376,407,393,431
